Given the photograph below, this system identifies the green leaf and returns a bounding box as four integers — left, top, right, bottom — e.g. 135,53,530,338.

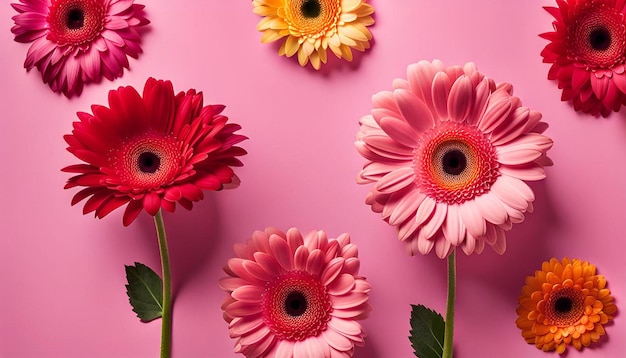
125,262,163,322
409,304,445,358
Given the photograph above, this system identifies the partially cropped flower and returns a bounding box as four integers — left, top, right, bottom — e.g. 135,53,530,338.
62,78,247,226
10,0,149,97
220,228,371,358
355,60,553,258
540,0,626,116
516,258,617,354
252,0,374,69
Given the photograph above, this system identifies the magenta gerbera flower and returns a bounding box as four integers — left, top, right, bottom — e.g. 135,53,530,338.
220,227,371,358
540,0,626,116
355,60,553,258
62,78,247,226
10,0,149,97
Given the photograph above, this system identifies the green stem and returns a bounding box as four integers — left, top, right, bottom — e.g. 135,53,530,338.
442,249,456,358
154,210,172,358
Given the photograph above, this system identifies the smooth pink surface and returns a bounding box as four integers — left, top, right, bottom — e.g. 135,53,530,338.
0,1,624,357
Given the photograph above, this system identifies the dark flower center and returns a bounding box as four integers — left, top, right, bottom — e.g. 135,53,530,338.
415,122,499,205
442,149,467,176
262,270,332,341
47,0,107,46
301,0,321,18
138,152,161,173
544,287,585,327
589,27,611,51
285,291,308,317
66,7,85,30
554,296,573,313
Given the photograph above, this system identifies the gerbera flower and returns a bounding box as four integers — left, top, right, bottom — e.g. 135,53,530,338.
516,258,617,354
10,0,149,97
62,77,247,226
252,0,374,69
540,0,626,116
220,227,371,358
355,60,553,258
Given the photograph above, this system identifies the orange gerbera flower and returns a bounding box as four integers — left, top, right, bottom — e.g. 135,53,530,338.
252,0,374,69
516,258,617,354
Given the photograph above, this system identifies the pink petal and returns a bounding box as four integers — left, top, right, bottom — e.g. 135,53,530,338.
321,258,345,286
467,78,492,125
306,249,325,277
499,164,546,181
328,317,362,337
418,202,447,240
458,200,486,238
223,300,263,317
447,75,474,122
442,204,465,246
269,234,293,271
474,194,508,225
219,277,250,291
415,196,437,227
253,252,282,277
393,89,435,132
231,285,264,303
379,116,419,148
478,96,512,133
491,226,507,254
229,316,265,337
274,340,295,358
490,178,529,211
332,292,369,309
327,274,356,295
322,329,353,352
375,167,415,194
461,232,476,255
434,235,452,259
431,72,452,119
294,246,310,271
287,228,304,255
407,60,438,106
293,337,325,358
389,190,426,226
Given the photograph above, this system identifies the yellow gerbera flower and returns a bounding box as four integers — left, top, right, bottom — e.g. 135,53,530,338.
516,258,617,354
252,0,374,69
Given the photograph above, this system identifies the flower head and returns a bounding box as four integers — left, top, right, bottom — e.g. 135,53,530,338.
220,227,371,358
540,0,626,116
252,0,374,69
10,0,149,97
355,60,553,258
516,258,617,354
62,78,247,226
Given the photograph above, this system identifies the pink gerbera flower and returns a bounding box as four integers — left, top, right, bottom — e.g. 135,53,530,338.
62,78,247,226
540,0,626,116
355,60,553,258
220,227,371,358
10,0,149,97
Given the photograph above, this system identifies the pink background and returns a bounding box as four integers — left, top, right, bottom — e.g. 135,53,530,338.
1,0,624,357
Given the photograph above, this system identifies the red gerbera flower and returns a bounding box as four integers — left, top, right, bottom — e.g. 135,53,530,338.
540,0,626,116
62,78,247,226
10,0,149,97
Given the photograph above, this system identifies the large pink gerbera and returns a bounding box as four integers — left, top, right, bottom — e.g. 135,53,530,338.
62,78,247,226
10,0,149,97
355,60,553,258
540,0,626,116
220,227,371,358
